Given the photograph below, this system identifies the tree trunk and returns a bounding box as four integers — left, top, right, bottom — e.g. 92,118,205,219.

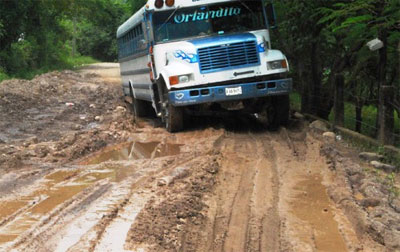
377,29,394,145
355,98,363,133
334,74,344,127
72,15,77,58
298,61,310,113
393,99,400,120
310,41,322,117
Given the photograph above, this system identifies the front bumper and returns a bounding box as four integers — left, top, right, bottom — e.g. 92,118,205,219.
169,78,292,106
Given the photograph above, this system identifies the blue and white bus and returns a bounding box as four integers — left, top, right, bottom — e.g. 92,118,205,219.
117,0,292,132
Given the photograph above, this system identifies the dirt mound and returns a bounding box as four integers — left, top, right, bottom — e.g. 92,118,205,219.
321,142,400,251
0,68,133,174
126,156,219,251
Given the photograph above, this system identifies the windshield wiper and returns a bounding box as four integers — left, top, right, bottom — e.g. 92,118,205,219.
156,5,181,32
237,0,254,15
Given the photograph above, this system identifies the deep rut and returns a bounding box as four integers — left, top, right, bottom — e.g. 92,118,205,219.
0,123,382,251
198,127,368,252
209,132,281,252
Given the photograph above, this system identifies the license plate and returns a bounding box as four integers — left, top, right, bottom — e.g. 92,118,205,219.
225,86,242,96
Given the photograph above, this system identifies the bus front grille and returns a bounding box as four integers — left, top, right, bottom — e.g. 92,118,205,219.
197,41,260,74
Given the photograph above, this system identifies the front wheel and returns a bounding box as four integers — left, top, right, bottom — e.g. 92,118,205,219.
165,104,183,133
267,95,290,130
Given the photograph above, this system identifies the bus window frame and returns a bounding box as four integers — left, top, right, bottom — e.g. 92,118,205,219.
151,0,268,44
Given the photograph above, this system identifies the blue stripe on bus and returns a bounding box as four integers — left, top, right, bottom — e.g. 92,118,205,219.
188,33,257,47
168,78,292,106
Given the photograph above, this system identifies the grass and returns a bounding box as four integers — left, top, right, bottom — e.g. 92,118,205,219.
0,70,10,83
289,91,400,148
0,55,98,83
290,91,400,177
63,55,99,68
327,102,400,142
290,92,301,111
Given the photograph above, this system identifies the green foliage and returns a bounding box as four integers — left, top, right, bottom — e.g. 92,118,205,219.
0,69,10,83
326,101,400,147
130,0,147,12
289,92,301,112
274,0,399,145
64,55,99,67
73,0,130,61
2,55,97,81
0,0,129,79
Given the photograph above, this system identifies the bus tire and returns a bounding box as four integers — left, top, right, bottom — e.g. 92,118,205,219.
129,84,147,119
267,94,289,130
132,98,148,117
165,104,183,132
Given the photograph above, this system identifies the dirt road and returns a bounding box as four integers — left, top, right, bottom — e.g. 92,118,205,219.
0,64,399,251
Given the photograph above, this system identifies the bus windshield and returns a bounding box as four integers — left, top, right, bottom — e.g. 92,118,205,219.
153,0,266,43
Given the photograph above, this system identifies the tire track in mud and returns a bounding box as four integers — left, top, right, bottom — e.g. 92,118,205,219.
0,122,226,251
0,61,388,251
12,153,201,252
0,115,384,252
222,135,257,252
67,157,198,252
198,125,370,252
255,134,280,252
208,132,282,252
271,130,360,252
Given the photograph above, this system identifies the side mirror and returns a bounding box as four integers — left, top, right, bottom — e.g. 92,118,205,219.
265,3,277,29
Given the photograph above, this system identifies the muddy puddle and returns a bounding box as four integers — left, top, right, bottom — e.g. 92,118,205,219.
0,141,182,247
291,174,347,251
0,170,91,245
86,141,182,165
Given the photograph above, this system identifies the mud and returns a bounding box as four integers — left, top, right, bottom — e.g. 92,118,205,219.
290,174,347,251
86,141,182,165
0,64,398,251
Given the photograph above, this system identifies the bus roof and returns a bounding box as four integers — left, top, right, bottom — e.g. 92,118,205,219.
117,0,260,38
146,0,234,10
116,6,146,38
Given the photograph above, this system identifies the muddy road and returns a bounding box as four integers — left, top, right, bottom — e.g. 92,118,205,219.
0,64,399,251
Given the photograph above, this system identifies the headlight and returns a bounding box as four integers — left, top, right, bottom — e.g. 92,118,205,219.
267,60,288,70
178,75,190,83
169,74,191,85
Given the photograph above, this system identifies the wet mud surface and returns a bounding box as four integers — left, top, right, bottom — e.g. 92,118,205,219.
0,64,399,251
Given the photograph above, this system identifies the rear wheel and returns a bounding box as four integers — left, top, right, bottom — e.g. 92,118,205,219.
132,97,148,117
165,104,183,133
129,84,148,121
267,95,290,130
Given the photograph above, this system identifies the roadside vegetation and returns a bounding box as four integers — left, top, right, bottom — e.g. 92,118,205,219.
0,0,142,82
276,0,400,147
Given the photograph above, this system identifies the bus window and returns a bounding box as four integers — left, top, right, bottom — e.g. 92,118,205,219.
152,0,265,43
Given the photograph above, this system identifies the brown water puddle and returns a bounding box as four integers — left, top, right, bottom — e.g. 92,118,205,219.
0,141,182,246
0,170,108,245
0,234,18,244
0,171,91,245
291,174,347,252
0,171,78,224
0,201,27,222
30,185,89,215
86,141,182,165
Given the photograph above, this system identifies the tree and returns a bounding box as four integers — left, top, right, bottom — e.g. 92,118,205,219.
319,0,400,144
73,0,130,61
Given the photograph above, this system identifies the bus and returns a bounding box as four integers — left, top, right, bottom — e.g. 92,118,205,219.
117,0,292,132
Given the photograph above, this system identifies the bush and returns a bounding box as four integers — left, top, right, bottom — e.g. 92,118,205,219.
290,92,301,111
0,69,9,83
